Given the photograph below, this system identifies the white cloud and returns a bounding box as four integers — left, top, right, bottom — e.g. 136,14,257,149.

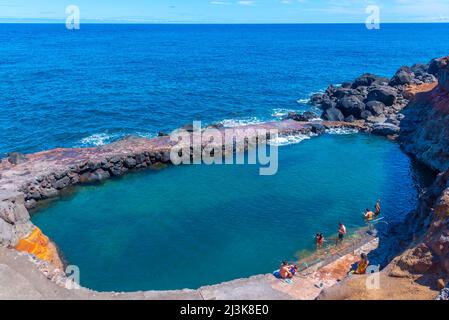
210,1,232,5
237,1,255,6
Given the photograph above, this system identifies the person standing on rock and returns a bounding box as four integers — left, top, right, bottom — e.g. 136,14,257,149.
375,200,381,217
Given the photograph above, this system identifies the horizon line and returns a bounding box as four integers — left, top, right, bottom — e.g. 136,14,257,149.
0,21,449,25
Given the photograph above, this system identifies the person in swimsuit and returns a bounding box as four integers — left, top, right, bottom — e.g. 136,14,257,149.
364,209,374,221
336,222,347,245
316,233,324,249
375,200,381,217
279,261,293,279
354,253,369,274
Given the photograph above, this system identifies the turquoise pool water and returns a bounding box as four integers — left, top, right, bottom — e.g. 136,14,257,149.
32,133,427,291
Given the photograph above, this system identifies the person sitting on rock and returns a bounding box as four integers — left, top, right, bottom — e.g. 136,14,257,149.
354,253,369,274
375,200,381,217
279,261,294,279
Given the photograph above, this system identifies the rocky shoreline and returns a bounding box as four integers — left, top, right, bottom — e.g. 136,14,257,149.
318,55,449,300
0,55,448,299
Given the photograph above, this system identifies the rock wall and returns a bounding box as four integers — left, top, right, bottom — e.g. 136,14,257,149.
378,56,449,289
0,190,34,247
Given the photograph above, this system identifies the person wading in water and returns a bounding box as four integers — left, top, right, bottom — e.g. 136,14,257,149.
336,222,347,245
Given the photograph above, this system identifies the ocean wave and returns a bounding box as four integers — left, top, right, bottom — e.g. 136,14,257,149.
271,108,298,118
296,98,310,105
76,133,119,147
325,128,359,135
76,131,155,147
219,117,264,128
269,134,313,146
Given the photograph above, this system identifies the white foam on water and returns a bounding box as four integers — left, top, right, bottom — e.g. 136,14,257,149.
219,117,264,128
325,128,359,135
76,131,155,147
134,131,156,139
269,134,313,146
296,98,310,104
271,108,298,118
77,133,118,147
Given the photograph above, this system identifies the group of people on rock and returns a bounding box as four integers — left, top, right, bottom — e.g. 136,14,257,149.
277,200,381,280
364,199,381,221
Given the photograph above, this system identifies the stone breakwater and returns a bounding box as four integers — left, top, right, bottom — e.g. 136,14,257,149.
0,120,363,261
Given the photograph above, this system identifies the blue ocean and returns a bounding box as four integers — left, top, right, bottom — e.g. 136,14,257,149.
1,23,449,156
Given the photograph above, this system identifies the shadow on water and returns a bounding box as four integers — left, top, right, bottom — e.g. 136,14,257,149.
368,154,437,268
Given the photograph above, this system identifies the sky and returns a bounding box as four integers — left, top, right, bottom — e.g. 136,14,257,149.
0,0,448,23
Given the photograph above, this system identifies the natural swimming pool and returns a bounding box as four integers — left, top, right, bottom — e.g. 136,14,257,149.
32,133,430,292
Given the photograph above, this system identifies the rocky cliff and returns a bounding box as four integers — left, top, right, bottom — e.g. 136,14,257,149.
318,56,449,299
388,56,449,285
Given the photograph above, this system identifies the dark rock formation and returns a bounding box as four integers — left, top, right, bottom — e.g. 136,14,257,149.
365,101,386,116
322,108,344,121
371,123,400,136
309,123,326,135
337,95,365,118
387,56,449,288
389,66,415,86
351,73,388,88
307,56,439,130
287,111,318,122
366,86,397,106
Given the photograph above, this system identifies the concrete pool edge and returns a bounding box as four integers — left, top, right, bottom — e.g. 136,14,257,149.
0,234,380,300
